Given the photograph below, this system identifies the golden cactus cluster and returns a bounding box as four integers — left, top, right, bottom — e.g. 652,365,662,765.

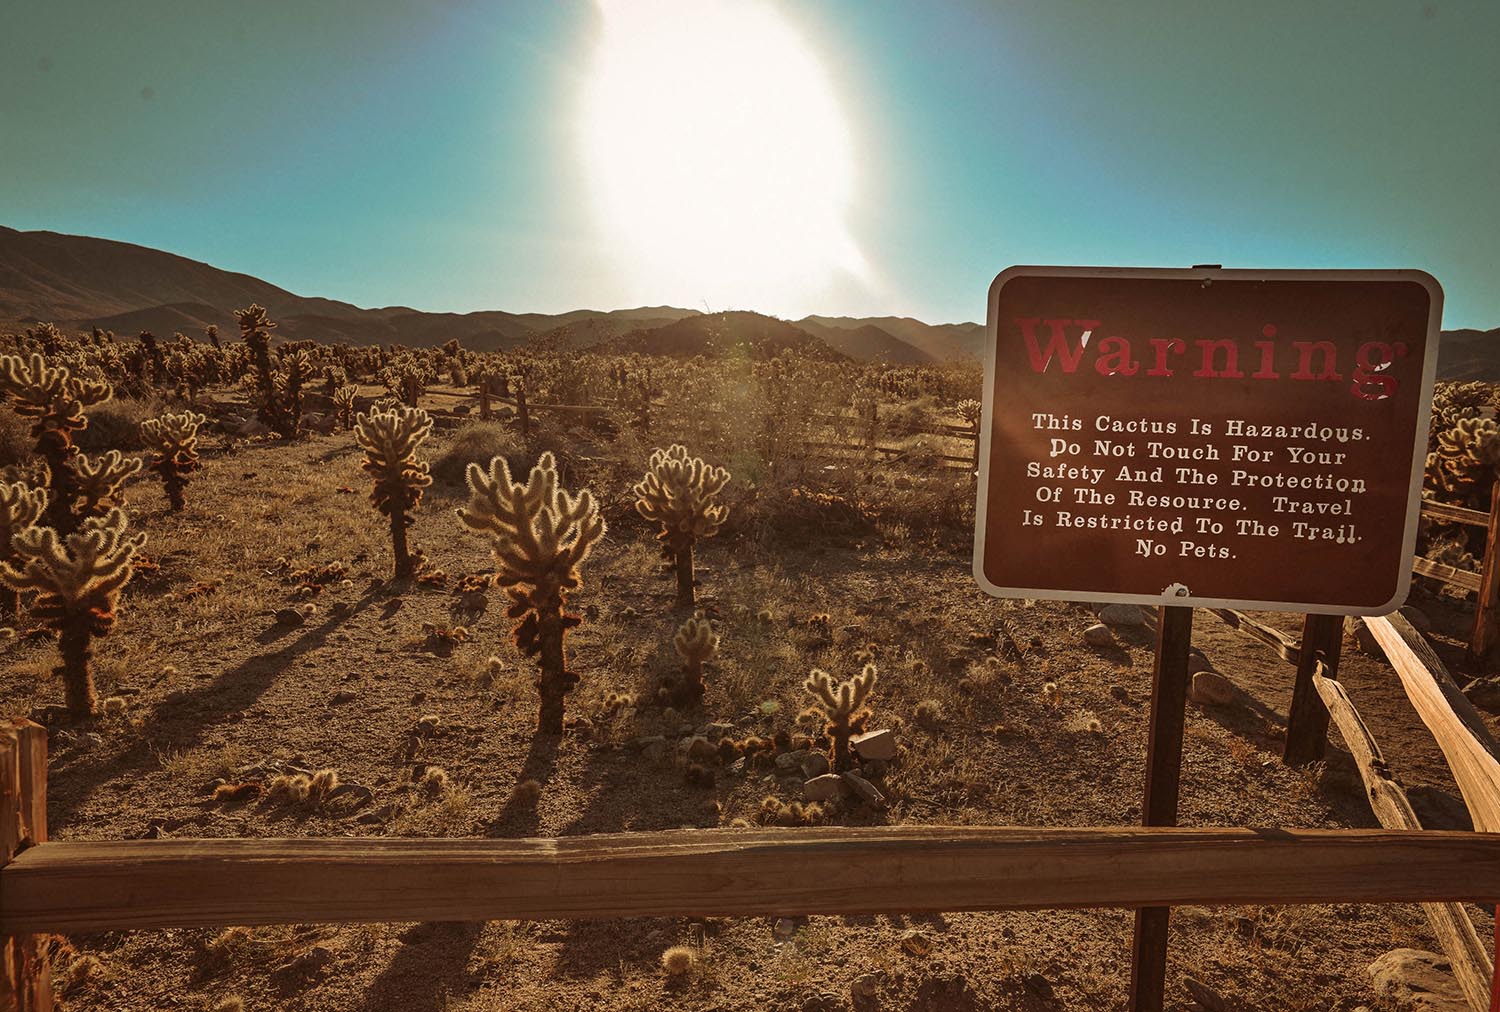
0,508,146,719
354,404,434,579
662,614,719,707
0,479,47,616
1427,415,1500,506
142,410,207,511
74,449,143,519
332,384,359,430
804,662,878,772
457,451,605,733
633,444,730,608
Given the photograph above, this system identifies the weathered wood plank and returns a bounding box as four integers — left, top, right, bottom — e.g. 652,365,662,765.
1313,670,1493,1011
1,720,52,1012
1365,614,1500,835
1413,556,1484,593
1421,500,1491,528
1470,479,1500,658
1285,614,1344,764
5,828,1500,935
1207,608,1301,665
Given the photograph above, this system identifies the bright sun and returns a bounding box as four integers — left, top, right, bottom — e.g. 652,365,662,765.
581,0,866,314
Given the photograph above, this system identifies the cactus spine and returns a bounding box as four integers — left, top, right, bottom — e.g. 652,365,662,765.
804,663,877,772
456,452,605,734
353,405,434,580
633,445,729,608
0,509,146,720
142,410,207,511
0,352,112,534
0,481,46,618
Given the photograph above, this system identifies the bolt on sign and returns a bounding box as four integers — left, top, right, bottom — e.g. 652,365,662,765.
972,266,1442,614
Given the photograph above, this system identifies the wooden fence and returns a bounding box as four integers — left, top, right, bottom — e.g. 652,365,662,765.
5,605,1500,1011
1203,609,1500,1011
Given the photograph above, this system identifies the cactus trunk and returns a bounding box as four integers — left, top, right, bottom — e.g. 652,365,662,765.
390,510,412,579
59,620,96,721
830,717,852,772
536,605,568,735
1,588,17,620
674,537,695,608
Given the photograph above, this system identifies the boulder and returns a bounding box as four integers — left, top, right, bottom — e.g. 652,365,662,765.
802,774,850,802
1399,604,1433,634
1368,949,1468,1011
1190,670,1236,706
1344,615,1380,655
851,728,896,761
841,771,886,808
1099,603,1147,627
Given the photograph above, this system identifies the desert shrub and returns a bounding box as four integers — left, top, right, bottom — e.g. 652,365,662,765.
75,398,160,452
431,422,524,486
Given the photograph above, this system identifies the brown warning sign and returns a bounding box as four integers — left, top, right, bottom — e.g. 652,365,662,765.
972,267,1442,614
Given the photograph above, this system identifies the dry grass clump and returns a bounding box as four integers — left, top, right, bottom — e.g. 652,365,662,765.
431,421,522,485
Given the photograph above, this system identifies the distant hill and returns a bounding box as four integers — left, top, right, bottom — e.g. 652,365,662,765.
795,319,935,365
1436,328,1500,381
601,311,846,361
799,314,985,362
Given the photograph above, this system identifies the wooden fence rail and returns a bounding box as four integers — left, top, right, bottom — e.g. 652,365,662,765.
6,828,1500,936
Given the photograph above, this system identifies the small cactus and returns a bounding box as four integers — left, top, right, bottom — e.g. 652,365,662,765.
0,508,146,721
354,405,434,579
663,615,719,707
333,385,359,431
803,663,877,772
633,445,729,608
456,451,605,734
141,410,206,511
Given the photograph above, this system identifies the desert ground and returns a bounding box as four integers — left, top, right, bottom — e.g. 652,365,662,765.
3,339,1498,1012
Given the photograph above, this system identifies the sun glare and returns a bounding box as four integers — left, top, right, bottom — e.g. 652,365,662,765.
581,0,866,314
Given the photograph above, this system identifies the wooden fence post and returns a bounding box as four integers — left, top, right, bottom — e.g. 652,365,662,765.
516,386,531,439
1284,614,1345,765
1129,605,1193,1012
1469,473,1500,660
969,419,982,474
1,719,51,1012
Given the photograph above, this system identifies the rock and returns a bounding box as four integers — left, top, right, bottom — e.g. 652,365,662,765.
1369,949,1469,1011
1099,603,1147,627
273,944,335,982
800,993,842,1012
773,916,802,940
915,973,978,1012
238,419,270,437
899,928,932,957
1021,973,1053,999
1083,623,1115,648
1464,676,1500,714
52,730,78,749
803,773,850,802
1190,670,1236,706
685,736,718,763
1344,615,1380,655
274,607,306,628
862,758,889,779
629,735,665,751
775,749,810,771
1183,977,1227,1011
801,752,830,778
326,782,374,807
1399,604,1432,634
851,728,896,761
81,732,104,749
841,771,886,808
1109,684,1131,703
329,690,357,705
851,972,882,1001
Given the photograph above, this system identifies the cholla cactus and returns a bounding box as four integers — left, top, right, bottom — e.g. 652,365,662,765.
73,450,143,518
0,509,146,720
957,398,982,427
0,480,46,617
141,410,207,511
456,451,605,734
274,347,310,438
633,445,730,608
0,352,112,534
333,385,359,431
354,405,433,580
803,663,877,772
237,304,281,431
664,615,719,707
1427,416,1500,508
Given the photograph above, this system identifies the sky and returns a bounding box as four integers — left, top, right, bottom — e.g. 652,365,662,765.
2,0,1497,329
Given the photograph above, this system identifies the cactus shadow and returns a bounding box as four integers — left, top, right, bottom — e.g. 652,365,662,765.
44,591,380,832
483,730,561,838
356,920,483,1012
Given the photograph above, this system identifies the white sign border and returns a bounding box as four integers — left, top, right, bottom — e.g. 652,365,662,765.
971,265,1444,617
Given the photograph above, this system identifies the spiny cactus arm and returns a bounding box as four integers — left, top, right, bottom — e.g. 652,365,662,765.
74,450,144,508
674,616,719,664
0,510,145,600
804,669,841,712
0,481,47,547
